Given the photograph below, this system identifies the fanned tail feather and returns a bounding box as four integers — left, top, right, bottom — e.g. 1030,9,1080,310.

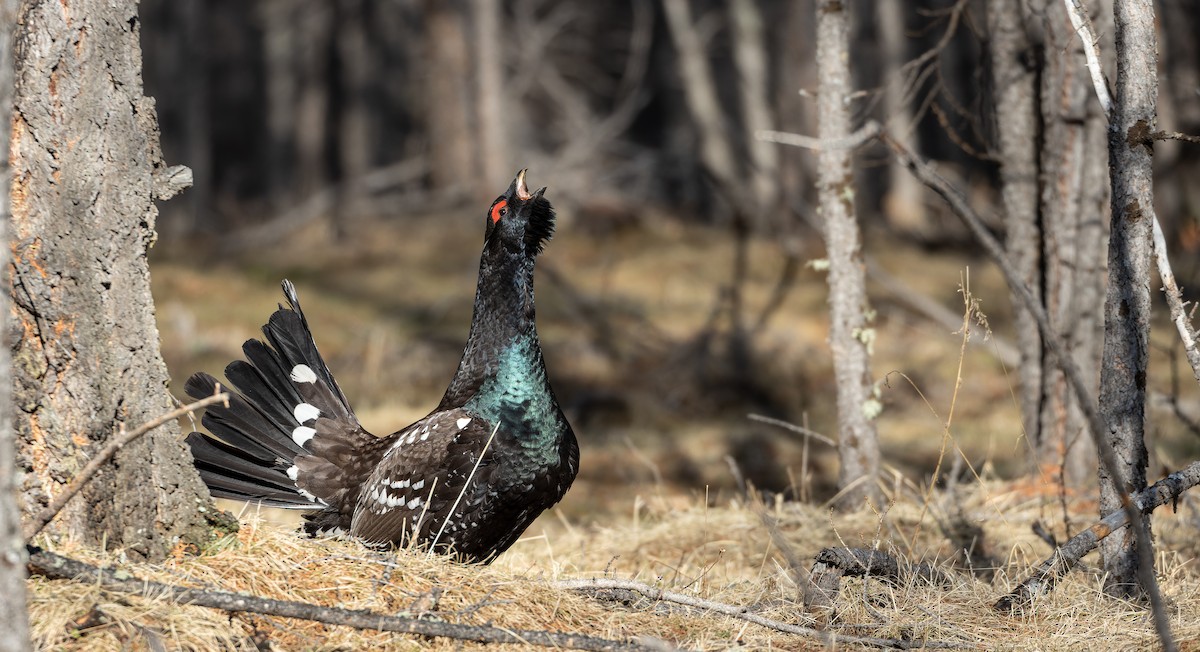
185,280,375,514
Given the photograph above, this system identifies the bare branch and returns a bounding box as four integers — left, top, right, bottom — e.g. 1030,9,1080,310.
995,460,1200,612
1063,0,1113,118
756,120,882,152
747,414,837,447
23,392,230,541
27,546,657,652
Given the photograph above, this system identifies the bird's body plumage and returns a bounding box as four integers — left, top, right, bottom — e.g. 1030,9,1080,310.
186,171,578,563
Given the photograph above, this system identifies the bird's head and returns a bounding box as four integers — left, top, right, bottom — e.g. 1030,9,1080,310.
484,169,555,257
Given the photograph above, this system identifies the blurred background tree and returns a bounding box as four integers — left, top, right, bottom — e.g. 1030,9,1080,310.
137,0,1200,515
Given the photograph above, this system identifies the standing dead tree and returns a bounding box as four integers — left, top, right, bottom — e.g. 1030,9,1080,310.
815,0,881,510
1096,0,1156,600
10,0,222,559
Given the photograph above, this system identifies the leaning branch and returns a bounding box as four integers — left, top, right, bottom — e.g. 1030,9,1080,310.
995,460,1200,612
555,578,970,650
882,134,1164,612
27,547,654,652
23,392,231,541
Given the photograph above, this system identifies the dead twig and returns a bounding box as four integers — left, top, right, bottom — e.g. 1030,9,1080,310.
756,120,882,152
747,414,837,447
995,460,1200,612
23,392,230,541
555,578,971,649
27,546,659,652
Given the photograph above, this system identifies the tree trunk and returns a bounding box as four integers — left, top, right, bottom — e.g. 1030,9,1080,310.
294,2,332,199
877,0,929,237
986,0,1043,473
1098,0,1156,599
729,0,780,219
423,0,473,195
662,0,743,204
471,0,509,196
10,0,221,560
335,0,372,236
260,0,298,210
1036,0,1107,488
0,0,31,647
816,0,881,510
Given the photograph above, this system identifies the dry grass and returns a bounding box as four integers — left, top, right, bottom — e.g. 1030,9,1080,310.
28,479,1200,651
106,211,1200,650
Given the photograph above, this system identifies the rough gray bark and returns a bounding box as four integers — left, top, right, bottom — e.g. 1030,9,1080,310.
816,0,881,510
1098,0,1156,599
1035,0,1108,486
987,0,1043,470
10,0,221,560
0,0,31,647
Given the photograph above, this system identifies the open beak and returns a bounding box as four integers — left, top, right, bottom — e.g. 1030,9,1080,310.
515,169,532,201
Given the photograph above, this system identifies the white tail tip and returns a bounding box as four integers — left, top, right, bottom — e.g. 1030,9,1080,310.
290,364,318,384
294,402,321,424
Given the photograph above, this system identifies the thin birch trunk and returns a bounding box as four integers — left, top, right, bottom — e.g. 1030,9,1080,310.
816,0,881,510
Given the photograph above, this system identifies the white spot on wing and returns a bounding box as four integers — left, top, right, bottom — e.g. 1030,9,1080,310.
294,402,321,424
292,426,316,446
407,497,422,510
390,479,410,489
412,479,425,491
290,364,318,384
286,466,299,481
456,417,471,430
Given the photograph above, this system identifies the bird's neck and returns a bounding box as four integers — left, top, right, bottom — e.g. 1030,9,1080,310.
439,250,544,409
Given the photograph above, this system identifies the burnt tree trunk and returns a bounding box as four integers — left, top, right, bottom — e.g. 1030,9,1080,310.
816,0,881,510
0,0,31,647
1098,0,1156,598
10,0,221,560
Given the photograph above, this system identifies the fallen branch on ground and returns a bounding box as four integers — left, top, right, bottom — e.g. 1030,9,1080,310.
23,391,231,541
27,546,657,652
995,460,1200,612
555,577,971,650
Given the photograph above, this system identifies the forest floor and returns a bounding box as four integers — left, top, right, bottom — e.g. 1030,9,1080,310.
28,206,1200,650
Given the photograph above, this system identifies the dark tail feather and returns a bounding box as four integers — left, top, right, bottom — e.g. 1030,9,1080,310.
182,280,360,509
264,280,354,419
186,432,316,507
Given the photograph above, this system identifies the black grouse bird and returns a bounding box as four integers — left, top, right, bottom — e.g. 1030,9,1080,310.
185,170,579,563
